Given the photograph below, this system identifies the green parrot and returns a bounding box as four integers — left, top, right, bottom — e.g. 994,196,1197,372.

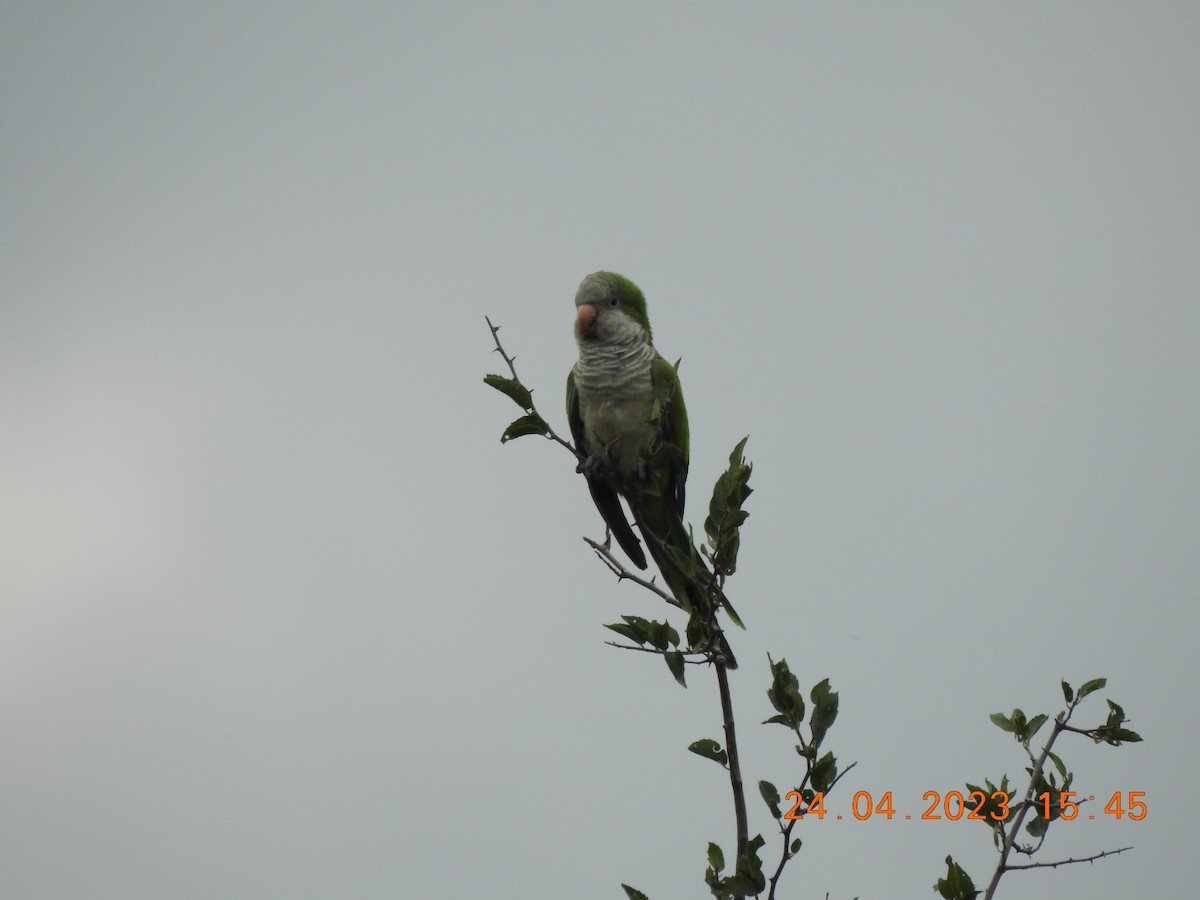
565,271,739,668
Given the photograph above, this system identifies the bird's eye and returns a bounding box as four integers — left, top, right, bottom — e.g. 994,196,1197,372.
609,297,619,307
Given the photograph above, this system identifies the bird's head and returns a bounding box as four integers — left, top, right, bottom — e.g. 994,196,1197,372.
574,271,652,347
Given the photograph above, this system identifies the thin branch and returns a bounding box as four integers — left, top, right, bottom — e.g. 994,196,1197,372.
766,757,858,900
1011,828,1049,858
486,316,581,460
603,641,712,663
582,536,682,607
822,759,858,794
1003,846,1133,871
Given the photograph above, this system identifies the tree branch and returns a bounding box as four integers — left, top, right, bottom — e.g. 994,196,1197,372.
582,536,681,607
766,756,857,899
716,661,748,868
486,316,581,460
984,710,1069,900
1002,846,1133,871
602,641,713,662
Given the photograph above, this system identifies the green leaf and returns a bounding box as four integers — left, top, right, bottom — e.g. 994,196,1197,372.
707,842,725,874
990,712,1015,733
789,837,801,855
665,650,687,688
1077,677,1107,699
809,678,839,746
688,738,727,767
604,620,650,645
704,437,753,578
733,834,767,894
620,886,650,900
933,856,978,900
1101,727,1143,745
1011,708,1028,738
1026,815,1048,837
607,615,679,650
1046,750,1068,779
483,373,533,410
1061,680,1074,703
811,751,838,793
759,780,782,819
1025,713,1049,740
648,619,679,651
500,413,549,442
766,657,805,729
966,782,1013,825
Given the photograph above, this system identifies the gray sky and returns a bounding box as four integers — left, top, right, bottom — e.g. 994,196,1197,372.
3,3,1197,898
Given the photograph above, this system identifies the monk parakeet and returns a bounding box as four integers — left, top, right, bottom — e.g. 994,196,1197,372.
566,271,739,668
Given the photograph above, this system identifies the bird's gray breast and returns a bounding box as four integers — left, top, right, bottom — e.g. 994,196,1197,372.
573,343,656,474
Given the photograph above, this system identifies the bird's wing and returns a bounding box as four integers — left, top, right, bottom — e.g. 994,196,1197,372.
650,355,690,523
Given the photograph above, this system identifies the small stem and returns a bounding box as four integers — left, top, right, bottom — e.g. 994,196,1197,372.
602,641,710,662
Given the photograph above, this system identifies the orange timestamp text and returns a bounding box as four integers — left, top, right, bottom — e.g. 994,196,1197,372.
783,790,1147,822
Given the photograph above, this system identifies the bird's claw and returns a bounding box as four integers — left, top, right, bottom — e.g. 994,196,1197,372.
582,454,615,484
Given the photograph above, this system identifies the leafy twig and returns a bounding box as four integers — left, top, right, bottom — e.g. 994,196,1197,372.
485,316,581,458
965,680,1142,900
766,761,858,900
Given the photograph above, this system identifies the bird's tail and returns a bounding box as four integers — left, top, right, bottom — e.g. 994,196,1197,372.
639,514,740,669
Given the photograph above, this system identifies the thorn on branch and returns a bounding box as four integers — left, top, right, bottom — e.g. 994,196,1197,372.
1003,846,1133,871
484,316,581,459
582,536,680,607
603,641,711,663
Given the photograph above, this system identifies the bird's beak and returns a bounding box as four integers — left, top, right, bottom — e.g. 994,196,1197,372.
576,303,598,336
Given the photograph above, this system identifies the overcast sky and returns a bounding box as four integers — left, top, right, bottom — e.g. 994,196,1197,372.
3,3,1197,898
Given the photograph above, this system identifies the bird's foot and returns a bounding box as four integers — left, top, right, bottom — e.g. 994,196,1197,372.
582,454,615,484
